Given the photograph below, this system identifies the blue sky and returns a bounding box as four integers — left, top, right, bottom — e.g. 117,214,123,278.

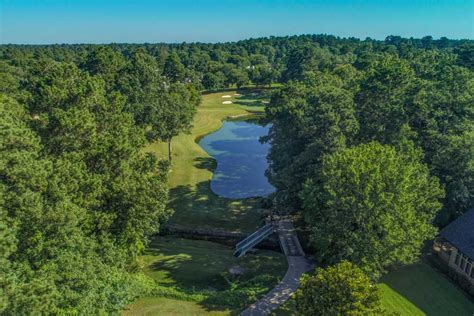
1,0,473,44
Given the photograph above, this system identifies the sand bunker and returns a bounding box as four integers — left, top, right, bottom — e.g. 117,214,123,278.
234,93,241,96
222,95,232,98
222,101,233,104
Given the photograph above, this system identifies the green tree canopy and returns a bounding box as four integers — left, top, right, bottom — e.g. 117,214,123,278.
356,55,417,144
265,75,358,211
295,261,385,316
82,46,127,87
301,142,443,276
1,58,170,313
163,51,186,83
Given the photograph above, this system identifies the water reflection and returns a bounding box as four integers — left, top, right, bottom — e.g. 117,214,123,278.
198,120,275,199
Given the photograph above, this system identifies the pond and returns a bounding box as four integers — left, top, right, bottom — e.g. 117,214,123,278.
198,119,275,199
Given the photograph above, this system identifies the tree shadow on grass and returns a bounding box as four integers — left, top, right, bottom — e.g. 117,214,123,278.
234,99,266,107
236,90,270,101
146,250,228,291
168,181,264,233
234,90,271,108
142,238,284,315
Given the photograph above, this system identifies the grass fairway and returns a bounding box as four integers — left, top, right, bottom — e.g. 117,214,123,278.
145,90,269,233
125,237,287,315
379,262,474,315
124,297,228,316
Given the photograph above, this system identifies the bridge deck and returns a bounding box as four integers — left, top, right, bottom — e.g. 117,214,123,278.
240,219,313,316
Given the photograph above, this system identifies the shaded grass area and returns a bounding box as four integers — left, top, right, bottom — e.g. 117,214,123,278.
145,90,268,233
125,237,287,315
124,297,228,316
142,237,287,291
233,90,272,108
379,262,474,316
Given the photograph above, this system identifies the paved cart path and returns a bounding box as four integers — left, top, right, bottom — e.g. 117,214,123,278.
241,220,314,316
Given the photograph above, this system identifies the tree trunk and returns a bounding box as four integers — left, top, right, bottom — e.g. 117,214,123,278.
168,138,172,161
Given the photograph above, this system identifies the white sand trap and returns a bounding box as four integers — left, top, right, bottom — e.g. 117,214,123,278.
222,95,232,98
263,101,270,104
222,101,233,104
234,93,241,96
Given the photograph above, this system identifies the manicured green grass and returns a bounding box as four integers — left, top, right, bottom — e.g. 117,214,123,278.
123,297,228,316
145,90,268,233
141,237,287,291
379,262,474,316
125,237,287,315
270,262,474,316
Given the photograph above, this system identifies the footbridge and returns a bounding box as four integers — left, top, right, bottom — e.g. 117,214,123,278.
238,219,314,316
234,223,274,258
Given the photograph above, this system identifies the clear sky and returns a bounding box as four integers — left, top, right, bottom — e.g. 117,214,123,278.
1,0,473,44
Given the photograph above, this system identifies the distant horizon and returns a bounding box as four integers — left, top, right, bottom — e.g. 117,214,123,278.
1,33,473,46
1,0,473,44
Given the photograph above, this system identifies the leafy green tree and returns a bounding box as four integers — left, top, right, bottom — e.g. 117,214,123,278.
282,45,332,81
163,51,186,83
1,59,170,313
82,46,127,87
117,48,164,124
0,165,17,314
356,55,417,144
454,42,474,70
429,131,474,225
266,75,358,212
141,82,200,160
409,59,474,224
0,60,27,101
250,65,278,87
295,261,386,316
301,142,443,276
202,72,225,90
223,65,249,88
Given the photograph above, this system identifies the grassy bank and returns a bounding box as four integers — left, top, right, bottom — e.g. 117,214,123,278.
145,90,269,233
124,238,287,315
126,91,287,315
124,297,227,316
379,262,474,315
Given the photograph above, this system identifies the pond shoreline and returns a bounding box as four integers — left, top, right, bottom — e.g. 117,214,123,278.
198,119,275,200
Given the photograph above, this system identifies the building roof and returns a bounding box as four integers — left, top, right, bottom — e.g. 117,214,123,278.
439,208,474,260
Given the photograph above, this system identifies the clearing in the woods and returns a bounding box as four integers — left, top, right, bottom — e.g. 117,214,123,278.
129,90,474,315
145,90,269,233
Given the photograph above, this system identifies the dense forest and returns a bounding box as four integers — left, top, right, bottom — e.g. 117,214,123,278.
0,34,473,313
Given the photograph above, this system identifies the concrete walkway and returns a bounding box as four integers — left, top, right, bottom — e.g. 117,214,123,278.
241,220,313,316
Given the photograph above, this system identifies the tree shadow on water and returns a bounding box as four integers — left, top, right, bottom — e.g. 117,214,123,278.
193,157,216,172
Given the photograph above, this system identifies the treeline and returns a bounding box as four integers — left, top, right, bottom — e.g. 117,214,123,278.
264,38,473,285
259,36,473,315
2,34,473,92
0,48,199,312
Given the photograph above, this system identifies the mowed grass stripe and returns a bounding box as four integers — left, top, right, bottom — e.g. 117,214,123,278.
379,262,474,315
123,297,229,316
